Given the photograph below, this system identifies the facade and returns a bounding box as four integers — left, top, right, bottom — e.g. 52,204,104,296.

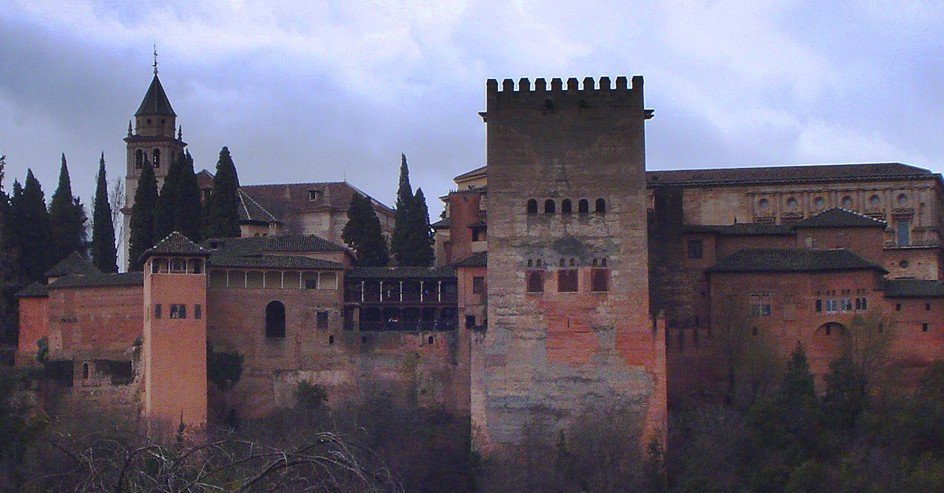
16,72,944,454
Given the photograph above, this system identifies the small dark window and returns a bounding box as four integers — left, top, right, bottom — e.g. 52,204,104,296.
265,301,286,338
751,327,758,336
472,276,485,294
923,323,930,332
194,304,202,319
82,363,89,379
427,335,434,345
561,199,572,214
466,315,476,330
135,149,144,169
154,304,162,319
578,199,589,214
815,299,822,312
687,239,703,259
558,269,578,292
170,304,186,319
152,149,161,168
328,335,334,345
927,303,932,311
591,269,609,292
526,271,544,293
896,303,902,311
595,198,606,213
825,325,832,336
544,199,556,214
527,199,538,214
317,311,329,329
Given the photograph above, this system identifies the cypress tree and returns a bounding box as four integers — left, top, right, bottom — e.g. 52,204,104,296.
342,193,389,267
200,146,241,239
19,170,51,282
174,150,202,241
390,154,415,265
406,188,435,267
91,153,118,273
128,162,158,271
153,151,182,242
49,154,87,265
0,156,19,344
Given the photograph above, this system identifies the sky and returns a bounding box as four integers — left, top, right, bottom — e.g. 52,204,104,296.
2,0,944,231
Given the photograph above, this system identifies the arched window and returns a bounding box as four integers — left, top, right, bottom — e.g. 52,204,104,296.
526,271,544,293
561,199,572,214
595,198,606,213
527,199,538,214
265,301,286,338
135,149,144,169
152,149,161,168
578,199,589,214
82,363,90,379
544,199,555,214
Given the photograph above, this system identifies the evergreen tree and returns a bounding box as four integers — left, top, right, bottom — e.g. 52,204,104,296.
200,146,241,239
406,188,435,266
18,170,51,282
342,193,389,267
128,162,158,271
91,153,118,273
0,156,19,345
174,150,202,241
48,154,87,264
153,151,182,242
390,154,414,265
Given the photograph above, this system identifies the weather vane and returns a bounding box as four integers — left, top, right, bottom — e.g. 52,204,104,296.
153,44,158,76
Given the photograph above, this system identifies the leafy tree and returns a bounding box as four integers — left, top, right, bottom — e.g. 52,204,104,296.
48,154,87,265
91,153,118,273
200,146,241,239
128,162,158,271
17,170,51,283
342,193,389,267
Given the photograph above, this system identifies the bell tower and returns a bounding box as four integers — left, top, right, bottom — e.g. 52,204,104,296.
122,50,187,265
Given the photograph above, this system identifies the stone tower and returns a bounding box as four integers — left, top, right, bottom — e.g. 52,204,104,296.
122,68,186,265
142,232,209,431
473,76,665,451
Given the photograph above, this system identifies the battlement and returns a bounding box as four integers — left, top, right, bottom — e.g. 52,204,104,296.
486,75,645,109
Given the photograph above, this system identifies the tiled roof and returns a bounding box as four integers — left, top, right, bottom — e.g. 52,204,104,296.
146,232,210,257
203,234,346,256
16,282,48,298
792,208,886,229
208,255,343,270
240,182,394,221
454,166,487,182
431,217,450,229
196,169,215,189
648,163,936,187
237,189,279,224
454,252,487,268
47,272,144,290
683,224,794,236
134,75,176,116
881,279,944,298
347,265,456,280
45,252,101,278
708,248,885,274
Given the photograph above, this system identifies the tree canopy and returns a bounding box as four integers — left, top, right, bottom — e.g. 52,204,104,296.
389,154,434,266
15,170,51,282
200,146,241,239
91,153,118,273
128,162,158,271
341,193,389,267
155,150,201,242
48,154,87,265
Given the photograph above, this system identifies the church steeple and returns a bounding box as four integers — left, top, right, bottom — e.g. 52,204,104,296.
134,75,176,118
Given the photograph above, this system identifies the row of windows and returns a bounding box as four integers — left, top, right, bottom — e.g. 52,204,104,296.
154,303,202,320
265,301,331,338
526,257,608,268
526,198,606,214
526,269,609,293
895,302,933,312
134,148,162,169
815,297,868,314
208,270,338,290
756,193,911,212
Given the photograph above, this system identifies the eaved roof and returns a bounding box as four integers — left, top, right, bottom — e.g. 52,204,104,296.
347,265,456,279
647,163,936,187
207,255,343,270
240,182,394,221
708,248,885,274
792,208,886,229
134,75,176,116
454,166,487,182
16,282,48,298
237,189,279,224
684,224,794,236
881,279,944,298
45,252,101,278
454,252,487,268
145,232,210,257
47,272,144,290
203,234,346,256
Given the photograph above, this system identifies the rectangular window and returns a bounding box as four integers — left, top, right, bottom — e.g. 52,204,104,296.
558,269,578,292
194,304,202,319
923,323,930,332
750,294,771,317
927,303,932,311
318,272,338,290
154,304,162,319
472,276,485,294
170,304,186,319
897,220,911,246
591,269,609,292
815,299,822,312
825,298,838,314
526,271,544,293
316,311,329,329
303,272,318,289
896,303,902,312
840,297,852,313
687,239,703,259
465,315,476,330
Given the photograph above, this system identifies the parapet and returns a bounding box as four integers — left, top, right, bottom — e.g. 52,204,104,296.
485,76,646,110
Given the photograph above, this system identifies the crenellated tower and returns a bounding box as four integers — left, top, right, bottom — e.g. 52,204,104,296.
473,76,665,453
122,59,186,265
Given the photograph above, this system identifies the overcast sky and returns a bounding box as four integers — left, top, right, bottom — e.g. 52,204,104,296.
2,1,943,226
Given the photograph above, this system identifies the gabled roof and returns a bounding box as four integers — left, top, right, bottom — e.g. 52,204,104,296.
455,252,487,268
684,223,794,236
134,75,176,116
237,189,279,224
708,248,885,274
47,272,144,290
207,255,343,270
347,265,456,280
16,282,48,298
647,163,936,187
203,234,346,256
145,232,210,257
45,252,101,278
454,166,487,182
881,279,944,298
792,208,886,229
240,182,393,221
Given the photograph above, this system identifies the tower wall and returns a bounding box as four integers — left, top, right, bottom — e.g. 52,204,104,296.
476,76,665,450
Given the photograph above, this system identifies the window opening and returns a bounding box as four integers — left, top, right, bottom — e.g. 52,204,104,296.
595,198,606,213
896,220,911,246
527,199,538,214
82,363,89,379
135,149,143,169
526,271,544,293
687,239,703,259
194,304,202,319
561,199,572,214
152,149,160,168
317,311,329,329
265,301,286,338
472,276,485,294
170,304,186,319
750,294,772,317
154,304,162,319
591,269,609,292
578,199,589,214
466,315,476,330
558,269,578,292
544,199,555,214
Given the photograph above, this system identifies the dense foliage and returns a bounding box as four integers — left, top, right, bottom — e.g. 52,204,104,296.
14,170,52,283
155,150,201,242
128,162,158,271
200,146,241,239
389,154,434,267
341,192,389,266
91,153,118,273
48,154,88,266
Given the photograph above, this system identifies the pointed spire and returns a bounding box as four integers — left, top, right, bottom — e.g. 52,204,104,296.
135,74,176,116
128,120,133,137
153,44,159,76
178,125,182,140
